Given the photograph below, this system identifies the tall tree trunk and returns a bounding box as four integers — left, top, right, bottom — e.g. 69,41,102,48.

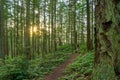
86,0,91,51
0,0,5,58
48,0,51,53
93,0,120,80
16,0,19,55
70,0,77,52
20,0,24,55
24,0,31,59
13,0,15,57
54,0,57,51
59,2,63,46
36,0,40,54
50,0,54,52
81,4,85,44
43,0,47,56
73,0,77,52
69,0,72,45
91,0,94,49
68,0,71,44
32,0,35,55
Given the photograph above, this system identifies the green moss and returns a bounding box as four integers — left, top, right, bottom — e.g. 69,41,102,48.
93,63,117,80
104,0,120,26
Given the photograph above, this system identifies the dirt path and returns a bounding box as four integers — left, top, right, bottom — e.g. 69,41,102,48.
45,53,79,80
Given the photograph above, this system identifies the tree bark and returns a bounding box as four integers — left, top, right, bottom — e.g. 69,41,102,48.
24,0,31,59
93,0,120,80
0,0,5,58
86,0,91,51
43,0,47,56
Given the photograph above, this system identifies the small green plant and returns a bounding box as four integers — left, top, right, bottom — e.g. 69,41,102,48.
0,46,72,80
78,43,87,53
59,51,94,80
0,56,30,80
57,44,73,53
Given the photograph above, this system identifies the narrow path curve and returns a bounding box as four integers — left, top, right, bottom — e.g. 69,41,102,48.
45,53,79,80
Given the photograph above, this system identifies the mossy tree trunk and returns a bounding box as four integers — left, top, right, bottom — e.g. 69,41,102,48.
93,0,120,80
0,0,5,59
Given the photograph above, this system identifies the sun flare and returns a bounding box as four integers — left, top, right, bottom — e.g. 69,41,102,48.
33,26,37,32
30,25,51,37
30,26,38,37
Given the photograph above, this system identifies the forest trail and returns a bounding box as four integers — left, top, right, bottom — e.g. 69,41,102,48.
45,53,79,80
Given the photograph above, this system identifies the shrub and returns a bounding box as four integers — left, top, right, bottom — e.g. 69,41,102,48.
59,51,94,80
0,56,30,80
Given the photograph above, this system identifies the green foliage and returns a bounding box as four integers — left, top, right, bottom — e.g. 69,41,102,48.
93,59,117,80
36,52,70,80
0,48,71,80
59,51,94,80
0,56,29,80
58,44,73,53
78,43,87,53
27,58,42,79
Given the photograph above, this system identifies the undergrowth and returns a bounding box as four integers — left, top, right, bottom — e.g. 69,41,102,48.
59,51,94,80
0,44,72,80
57,44,73,53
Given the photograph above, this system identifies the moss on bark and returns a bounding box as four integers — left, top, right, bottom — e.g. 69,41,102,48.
93,0,120,80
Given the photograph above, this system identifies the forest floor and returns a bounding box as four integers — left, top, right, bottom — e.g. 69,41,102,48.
44,53,79,80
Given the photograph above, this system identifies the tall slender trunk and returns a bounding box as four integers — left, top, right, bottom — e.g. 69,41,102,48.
48,1,51,52
86,0,91,50
43,0,47,56
91,0,94,49
0,0,5,58
25,0,31,59
50,0,55,53
54,0,57,51
73,0,77,52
